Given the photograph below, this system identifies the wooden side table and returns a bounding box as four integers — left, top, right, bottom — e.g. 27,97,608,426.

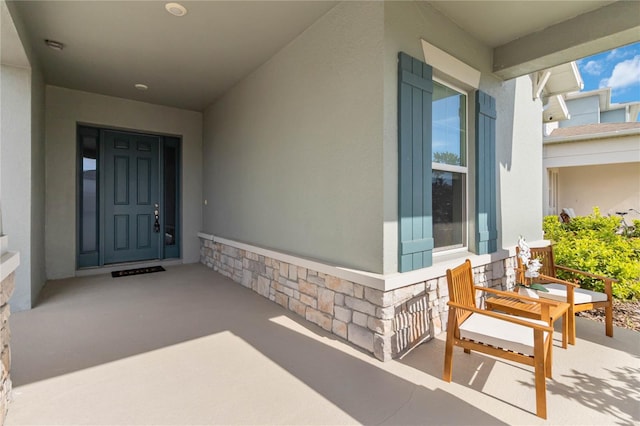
485,295,571,349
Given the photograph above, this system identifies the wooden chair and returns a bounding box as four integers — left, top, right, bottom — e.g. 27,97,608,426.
443,260,555,419
516,245,615,344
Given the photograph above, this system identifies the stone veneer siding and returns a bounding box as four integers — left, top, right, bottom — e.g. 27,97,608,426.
0,272,15,423
200,237,517,361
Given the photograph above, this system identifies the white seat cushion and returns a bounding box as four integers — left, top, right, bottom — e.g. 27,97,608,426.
459,313,548,356
537,283,608,304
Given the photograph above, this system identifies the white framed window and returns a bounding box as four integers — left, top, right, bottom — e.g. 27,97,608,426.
431,79,468,252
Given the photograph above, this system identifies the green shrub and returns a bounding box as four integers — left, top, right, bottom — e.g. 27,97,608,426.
632,219,640,238
542,208,640,300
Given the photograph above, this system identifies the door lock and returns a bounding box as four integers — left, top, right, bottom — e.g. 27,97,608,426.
154,203,160,233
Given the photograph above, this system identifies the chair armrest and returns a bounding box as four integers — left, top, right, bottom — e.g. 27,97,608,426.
554,264,618,283
536,273,580,288
447,301,553,332
535,273,580,306
473,286,561,306
554,265,614,301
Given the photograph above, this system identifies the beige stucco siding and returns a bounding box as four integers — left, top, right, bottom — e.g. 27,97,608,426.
45,86,203,280
556,163,640,217
202,1,385,273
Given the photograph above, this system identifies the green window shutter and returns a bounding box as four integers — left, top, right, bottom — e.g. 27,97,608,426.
398,52,434,272
475,90,497,254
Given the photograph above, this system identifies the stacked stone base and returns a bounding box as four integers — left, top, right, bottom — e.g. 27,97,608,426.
0,272,14,423
200,237,516,361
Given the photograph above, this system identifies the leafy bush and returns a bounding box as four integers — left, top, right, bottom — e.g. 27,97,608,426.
542,208,640,300
632,219,640,238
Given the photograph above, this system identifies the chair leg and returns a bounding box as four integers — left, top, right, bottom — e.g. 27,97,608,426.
443,339,454,382
568,308,576,345
443,310,456,382
605,304,614,337
534,330,548,419
561,311,568,349
545,335,552,379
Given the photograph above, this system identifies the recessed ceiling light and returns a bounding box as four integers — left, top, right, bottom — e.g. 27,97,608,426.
44,39,64,51
135,84,149,91
165,2,187,17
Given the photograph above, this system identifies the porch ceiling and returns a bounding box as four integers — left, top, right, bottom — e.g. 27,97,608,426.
6,1,639,111
6,0,338,111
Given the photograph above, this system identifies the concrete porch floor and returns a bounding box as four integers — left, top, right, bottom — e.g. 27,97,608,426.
5,263,639,425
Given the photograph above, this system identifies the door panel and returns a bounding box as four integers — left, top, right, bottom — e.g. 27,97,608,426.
114,156,129,204
104,131,160,264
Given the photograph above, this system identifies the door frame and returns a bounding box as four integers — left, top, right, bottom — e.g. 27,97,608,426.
76,124,182,268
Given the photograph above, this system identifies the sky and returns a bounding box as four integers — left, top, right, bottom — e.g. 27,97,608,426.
577,42,640,105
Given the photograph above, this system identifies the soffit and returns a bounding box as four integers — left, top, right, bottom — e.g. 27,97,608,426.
543,62,583,97
7,1,338,111
1,1,29,68
426,0,615,48
7,1,632,111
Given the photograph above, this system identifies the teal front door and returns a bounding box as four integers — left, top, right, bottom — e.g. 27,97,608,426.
103,130,161,264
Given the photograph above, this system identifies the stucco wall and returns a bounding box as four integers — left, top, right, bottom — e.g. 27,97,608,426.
1,0,46,311
202,0,544,276
382,1,544,273
0,64,32,310
494,77,545,245
557,163,640,216
45,86,203,279
202,1,385,273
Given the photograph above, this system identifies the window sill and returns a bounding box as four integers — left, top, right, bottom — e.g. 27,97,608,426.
382,249,512,291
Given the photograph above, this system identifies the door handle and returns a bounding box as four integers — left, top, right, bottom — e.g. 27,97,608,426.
154,203,160,233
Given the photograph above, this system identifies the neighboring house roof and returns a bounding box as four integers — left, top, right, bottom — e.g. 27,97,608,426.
543,122,640,167
548,122,640,139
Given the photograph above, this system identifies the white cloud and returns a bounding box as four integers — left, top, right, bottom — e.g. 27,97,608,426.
582,60,602,76
606,48,635,61
599,55,640,90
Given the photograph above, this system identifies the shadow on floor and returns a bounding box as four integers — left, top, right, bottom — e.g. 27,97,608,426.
10,264,506,425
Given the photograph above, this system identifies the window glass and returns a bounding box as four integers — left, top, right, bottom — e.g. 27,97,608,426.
432,171,465,249
432,81,467,250
432,83,466,166
163,145,177,246
81,137,98,253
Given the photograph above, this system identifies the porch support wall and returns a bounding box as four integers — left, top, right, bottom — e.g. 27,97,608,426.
1,0,48,311
0,65,31,310
0,270,15,422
